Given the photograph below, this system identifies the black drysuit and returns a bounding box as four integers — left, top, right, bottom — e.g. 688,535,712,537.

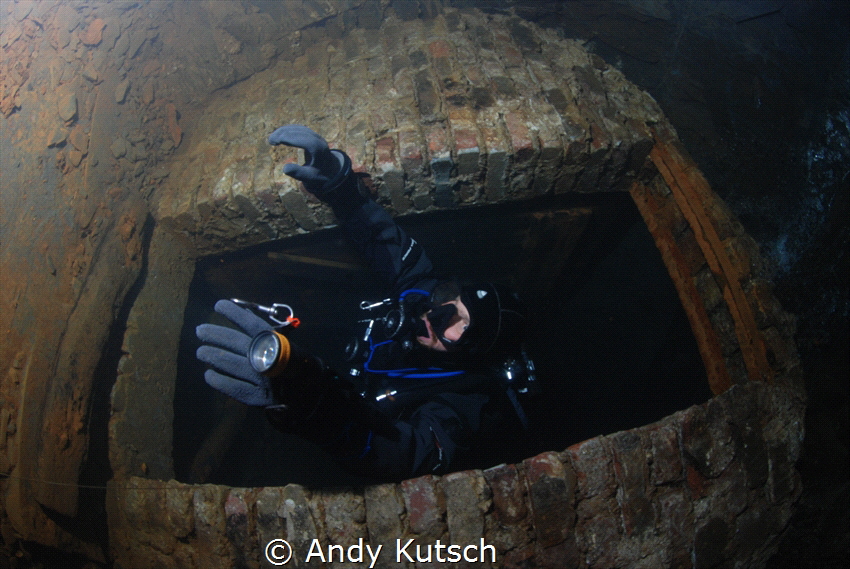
266,195,531,480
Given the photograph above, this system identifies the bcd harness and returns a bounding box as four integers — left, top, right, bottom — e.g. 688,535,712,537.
346,289,538,429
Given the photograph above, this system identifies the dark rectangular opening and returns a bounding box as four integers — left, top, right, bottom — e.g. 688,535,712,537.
173,192,710,486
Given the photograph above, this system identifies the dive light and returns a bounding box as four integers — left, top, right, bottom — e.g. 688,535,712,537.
248,329,291,377
231,299,300,378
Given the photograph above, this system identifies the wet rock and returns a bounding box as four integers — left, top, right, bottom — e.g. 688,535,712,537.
57,89,77,122
682,397,735,479
401,475,446,540
2,22,22,47
90,48,108,72
141,59,161,77
46,127,68,148
693,516,730,569
49,22,71,51
11,1,32,22
443,471,487,547
81,18,106,46
524,452,576,547
68,148,84,167
282,485,320,560
115,79,130,104
110,137,127,159
113,30,130,57
55,4,79,32
150,166,170,180
69,125,89,154
484,463,528,526
125,141,146,163
81,64,98,83
126,29,148,59
323,492,367,545
279,190,317,231
0,85,20,118
101,17,120,50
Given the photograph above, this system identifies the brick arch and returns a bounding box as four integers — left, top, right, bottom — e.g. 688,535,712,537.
107,139,803,569
105,8,803,568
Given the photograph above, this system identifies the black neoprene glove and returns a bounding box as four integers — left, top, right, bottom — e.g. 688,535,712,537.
196,300,275,407
268,124,348,196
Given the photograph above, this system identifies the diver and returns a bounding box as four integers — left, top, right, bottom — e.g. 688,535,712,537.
196,125,538,480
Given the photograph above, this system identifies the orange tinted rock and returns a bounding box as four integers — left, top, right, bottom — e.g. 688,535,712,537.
68,148,84,167
69,125,88,154
81,18,106,46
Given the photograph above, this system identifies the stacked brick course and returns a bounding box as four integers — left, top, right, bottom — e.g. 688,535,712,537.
108,382,802,568
156,9,662,255
630,132,802,391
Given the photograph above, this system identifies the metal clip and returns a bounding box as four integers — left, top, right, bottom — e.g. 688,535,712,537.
231,298,300,327
360,298,391,311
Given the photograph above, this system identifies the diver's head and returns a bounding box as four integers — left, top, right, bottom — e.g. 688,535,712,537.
417,280,526,355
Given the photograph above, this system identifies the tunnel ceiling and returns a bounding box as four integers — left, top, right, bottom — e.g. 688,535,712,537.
0,1,806,567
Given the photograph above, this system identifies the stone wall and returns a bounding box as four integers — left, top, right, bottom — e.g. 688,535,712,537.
631,133,802,394
154,7,661,255
1,1,804,567
107,381,803,569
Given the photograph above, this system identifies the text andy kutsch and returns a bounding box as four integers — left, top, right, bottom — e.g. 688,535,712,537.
265,537,497,566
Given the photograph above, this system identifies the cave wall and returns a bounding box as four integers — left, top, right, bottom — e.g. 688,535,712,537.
0,0,362,551
1,1,805,567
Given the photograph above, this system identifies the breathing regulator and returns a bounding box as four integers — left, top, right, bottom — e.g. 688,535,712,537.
345,289,428,364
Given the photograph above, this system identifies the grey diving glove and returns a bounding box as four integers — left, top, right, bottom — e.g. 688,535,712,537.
196,299,275,407
268,124,348,195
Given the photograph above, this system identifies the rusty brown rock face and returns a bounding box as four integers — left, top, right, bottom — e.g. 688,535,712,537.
80,18,105,47
1,1,802,567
